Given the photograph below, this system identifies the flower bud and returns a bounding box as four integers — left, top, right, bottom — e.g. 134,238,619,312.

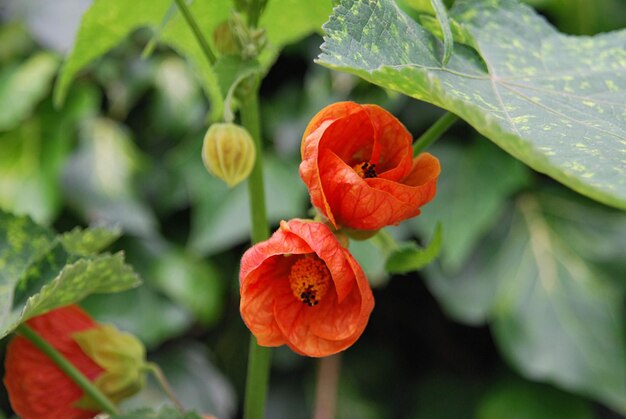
213,21,239,55
202,122,256,188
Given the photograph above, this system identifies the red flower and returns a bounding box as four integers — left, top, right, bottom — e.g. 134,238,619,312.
300,101,440,231
4,305,146,419
4,305,104,419
240,219,374,357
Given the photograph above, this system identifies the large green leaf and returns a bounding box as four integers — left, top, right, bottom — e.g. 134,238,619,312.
56,0,332,120
425,194,626,413
0,210,140,339
317,0,626,209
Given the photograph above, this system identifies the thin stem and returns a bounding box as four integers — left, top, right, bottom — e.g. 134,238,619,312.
145,362,185,413
240,79,272,419
173,0,217,66
313,354,342,419
16,324,120,415
241,81,269,243
413,111,458,155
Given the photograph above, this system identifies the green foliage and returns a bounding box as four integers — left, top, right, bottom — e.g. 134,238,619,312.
317,0,626,210
0,210,140,339
429,0,453,65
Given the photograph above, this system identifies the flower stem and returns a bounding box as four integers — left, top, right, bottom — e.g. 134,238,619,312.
313,354,342,419
145,362,185,413
412,111,458,155
16,324,120,415
240,79,272,419
173,0,216,66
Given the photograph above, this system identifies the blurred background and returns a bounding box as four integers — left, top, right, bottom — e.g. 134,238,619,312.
0,0,625,417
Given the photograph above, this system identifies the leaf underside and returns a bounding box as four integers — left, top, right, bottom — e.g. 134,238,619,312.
317,0,626,209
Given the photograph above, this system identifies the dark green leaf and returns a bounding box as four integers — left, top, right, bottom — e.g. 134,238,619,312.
0,52,59,131
385,223,442,274
317,0,626,209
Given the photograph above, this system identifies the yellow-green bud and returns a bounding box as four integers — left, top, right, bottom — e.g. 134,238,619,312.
202,122,256,188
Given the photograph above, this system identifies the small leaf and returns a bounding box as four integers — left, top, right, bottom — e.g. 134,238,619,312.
109,407,203,419
213,55,262,122
0,52,59,131
385,223,442,274
430,0,453,65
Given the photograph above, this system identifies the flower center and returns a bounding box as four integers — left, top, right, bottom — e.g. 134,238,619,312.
288,256,331,307
352,161,377,178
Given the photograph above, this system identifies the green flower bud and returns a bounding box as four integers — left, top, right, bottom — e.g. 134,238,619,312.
213,21,240,55
202,122,256,187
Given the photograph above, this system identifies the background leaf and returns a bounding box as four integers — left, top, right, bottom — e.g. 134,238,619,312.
425,193,626,413
317,0,626,209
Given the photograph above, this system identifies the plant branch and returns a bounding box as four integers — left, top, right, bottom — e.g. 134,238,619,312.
174,0,217,66
16,324,120,415
413,111,458,155
240,78,272,419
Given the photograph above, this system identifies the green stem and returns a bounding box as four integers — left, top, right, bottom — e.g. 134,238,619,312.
413,112,458,155
145,362,185,413
173,0,216,66
16,324,120,415
240,80,272,419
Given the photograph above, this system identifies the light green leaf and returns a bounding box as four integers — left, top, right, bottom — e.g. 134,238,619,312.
261,0,333,48
54,0,172,107
386,223,442,274
317,0,626,209
0,52,59,131
411,140,529,274
425,194,626,413
0,211,141,339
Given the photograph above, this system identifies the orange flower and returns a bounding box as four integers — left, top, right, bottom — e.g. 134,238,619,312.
300,101,440,231
4,305,146,419
239,219,374,357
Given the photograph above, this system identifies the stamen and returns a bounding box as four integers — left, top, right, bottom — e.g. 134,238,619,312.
288,256,331,306
352,161,377,179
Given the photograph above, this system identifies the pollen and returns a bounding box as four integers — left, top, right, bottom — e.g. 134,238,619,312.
288,256,331,307
352,161,377,178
